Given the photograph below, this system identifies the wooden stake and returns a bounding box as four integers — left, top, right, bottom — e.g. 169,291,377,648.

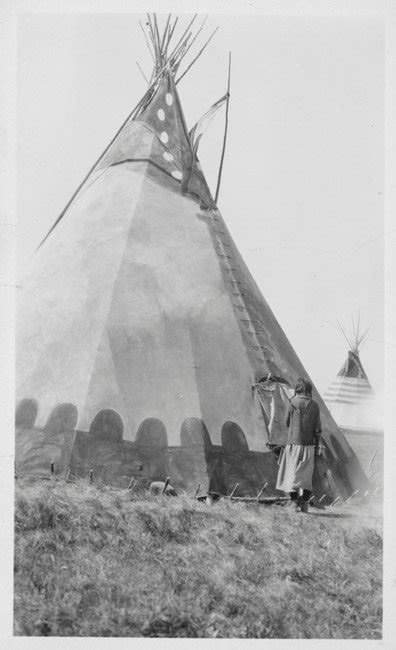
256,482,268,501
139,20,155,63
160,14,172,54
345,490,359,504
90,469,94,483
178,15,208,65
136,61,148,84
65,467,70,483
330,496,341,508
146,14,159,64
358,325,371,351
171,32,192,69
128,477,135,490
163,477,170,493
164,17,179,58
337,319,354,351
168,14,197,63
175,27,219,85
367,448,378,475
153,14,162,61
229,483,239,498
50,461,54,477
319,494,327,503
351,314,357,350
194,483,201,499
214,52,231,205
230,495,289,503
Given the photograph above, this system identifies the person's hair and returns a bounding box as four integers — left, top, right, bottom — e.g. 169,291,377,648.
294,377,313,396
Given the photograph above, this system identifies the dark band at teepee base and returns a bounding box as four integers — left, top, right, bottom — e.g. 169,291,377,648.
15,14,371,503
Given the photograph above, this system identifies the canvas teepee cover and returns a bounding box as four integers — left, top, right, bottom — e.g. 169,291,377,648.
15,16,370,497
324,321,380,432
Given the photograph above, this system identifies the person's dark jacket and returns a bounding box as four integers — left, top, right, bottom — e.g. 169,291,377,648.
285,394,322,446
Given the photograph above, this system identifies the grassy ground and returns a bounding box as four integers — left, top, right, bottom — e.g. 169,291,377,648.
14,476,382,638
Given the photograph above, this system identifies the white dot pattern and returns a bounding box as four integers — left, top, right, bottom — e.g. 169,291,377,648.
163,151,174,162
171,170,182,180
165,93,173,106
160,131,169,144
157,109,165,121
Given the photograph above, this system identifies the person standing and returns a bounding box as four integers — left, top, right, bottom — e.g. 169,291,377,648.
276,377,322,513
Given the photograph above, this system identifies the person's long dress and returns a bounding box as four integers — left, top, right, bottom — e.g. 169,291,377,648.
276,444,315,492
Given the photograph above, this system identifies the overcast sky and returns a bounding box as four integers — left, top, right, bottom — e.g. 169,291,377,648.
17,11,384,399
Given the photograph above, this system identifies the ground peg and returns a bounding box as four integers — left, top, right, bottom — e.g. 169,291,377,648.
345,490,359,504
256,482,269,501
229,483,239,499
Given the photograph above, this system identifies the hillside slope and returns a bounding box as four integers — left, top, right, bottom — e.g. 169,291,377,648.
14,478,382,638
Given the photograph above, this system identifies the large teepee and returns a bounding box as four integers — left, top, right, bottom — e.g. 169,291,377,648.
16,15,370,497
324,319,381,433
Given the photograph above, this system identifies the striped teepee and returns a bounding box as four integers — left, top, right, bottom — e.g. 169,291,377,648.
324,318,380,432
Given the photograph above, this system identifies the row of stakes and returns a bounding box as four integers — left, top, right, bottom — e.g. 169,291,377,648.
50,462,381,506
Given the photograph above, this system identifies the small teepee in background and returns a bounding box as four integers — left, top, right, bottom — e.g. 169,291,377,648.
324,317,381,433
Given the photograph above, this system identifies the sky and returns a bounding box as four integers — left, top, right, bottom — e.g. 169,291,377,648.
16,11,384,400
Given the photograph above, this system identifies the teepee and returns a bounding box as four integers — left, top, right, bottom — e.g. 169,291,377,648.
16,15,370,497
324,318,381,433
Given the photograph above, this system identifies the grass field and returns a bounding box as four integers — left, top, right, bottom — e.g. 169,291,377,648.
14,472,382,638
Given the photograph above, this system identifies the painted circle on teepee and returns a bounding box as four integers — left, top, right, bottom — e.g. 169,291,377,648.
160,131,169,144
163,151,174,162
157,109,165,121
165,93,173,106
171,170,182,180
